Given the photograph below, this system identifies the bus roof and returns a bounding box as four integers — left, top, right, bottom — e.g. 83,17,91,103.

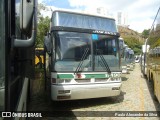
51,10,118,34
52,9,115,20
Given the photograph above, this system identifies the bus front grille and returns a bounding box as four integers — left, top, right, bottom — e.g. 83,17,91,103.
75,79,91,83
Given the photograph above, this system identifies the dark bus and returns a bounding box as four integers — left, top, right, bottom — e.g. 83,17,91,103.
0,0,37,119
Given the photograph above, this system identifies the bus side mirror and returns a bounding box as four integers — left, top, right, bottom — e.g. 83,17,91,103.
20,0,33,31
13,0,37,47
44,35,52,55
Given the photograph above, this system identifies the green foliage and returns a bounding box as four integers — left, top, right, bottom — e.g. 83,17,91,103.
36,16,50,47
37,3,46,17
133,47,141,55
123,36,142,55
36,4,50,48
118,26,145,55
142,29,150,39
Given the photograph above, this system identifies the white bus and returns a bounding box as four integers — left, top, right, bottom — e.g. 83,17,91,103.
44,10,122,101
0,0,37,119
119,38,128,73
128,49,135,70
141,39,150,76
126,48,135,70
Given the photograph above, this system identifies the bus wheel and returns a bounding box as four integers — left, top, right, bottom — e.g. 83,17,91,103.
148,72,151,82
151,77,158,102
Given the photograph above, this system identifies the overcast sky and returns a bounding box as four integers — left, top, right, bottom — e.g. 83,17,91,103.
39,0,160,33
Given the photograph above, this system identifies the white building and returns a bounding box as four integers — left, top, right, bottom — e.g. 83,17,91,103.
96,7,113,17
117,12,129,27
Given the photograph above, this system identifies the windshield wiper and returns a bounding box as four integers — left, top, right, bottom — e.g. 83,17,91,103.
96,49,111,74
74,48,89,74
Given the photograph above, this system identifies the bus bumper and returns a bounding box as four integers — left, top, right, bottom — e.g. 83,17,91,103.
51,82,122,101
126,64,134,71
130,63,135,70
122,66,129,74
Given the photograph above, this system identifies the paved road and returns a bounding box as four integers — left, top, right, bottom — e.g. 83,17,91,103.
28,63,160,120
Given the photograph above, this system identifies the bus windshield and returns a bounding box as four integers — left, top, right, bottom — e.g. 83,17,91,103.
54,31,120,72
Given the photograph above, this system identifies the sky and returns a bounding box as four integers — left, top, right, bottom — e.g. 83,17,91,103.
39,0,160,33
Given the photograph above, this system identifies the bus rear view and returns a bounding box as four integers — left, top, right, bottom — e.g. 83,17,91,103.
45,10,122,101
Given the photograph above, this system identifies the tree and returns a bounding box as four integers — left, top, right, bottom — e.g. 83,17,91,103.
133,47,141,55
123,36,142,55
36,3,50,48
142,29,150,39
36,16,50,47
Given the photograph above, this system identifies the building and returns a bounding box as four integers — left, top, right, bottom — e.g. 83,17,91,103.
117,12,129,27
96,7,113,17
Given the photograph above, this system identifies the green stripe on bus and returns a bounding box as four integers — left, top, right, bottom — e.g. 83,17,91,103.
85,74,106,78
57,74,74,79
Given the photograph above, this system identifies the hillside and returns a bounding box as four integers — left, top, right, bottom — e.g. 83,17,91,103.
118,26,144,55
118,26,144,43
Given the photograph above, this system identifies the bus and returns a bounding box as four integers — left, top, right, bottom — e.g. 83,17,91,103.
119,38,130,73
44,10,122,101
140,39,150,76
0,0,37,119
128,49,135,70
124,47,135,71
123,46,130,71
146,7,160,103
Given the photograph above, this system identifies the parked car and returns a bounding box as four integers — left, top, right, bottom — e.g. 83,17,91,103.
135,55,140,63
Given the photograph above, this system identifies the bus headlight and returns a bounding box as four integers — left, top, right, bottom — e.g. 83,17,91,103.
57,79,65,83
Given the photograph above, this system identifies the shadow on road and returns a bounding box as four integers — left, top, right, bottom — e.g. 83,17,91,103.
28,85,125,119
141,73,160,112
121,76,128,81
